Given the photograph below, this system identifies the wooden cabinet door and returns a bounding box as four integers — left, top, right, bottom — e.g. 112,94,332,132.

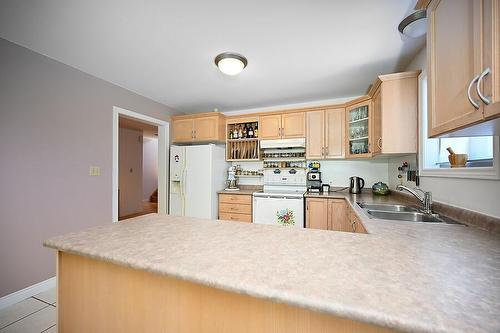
305,198,328,230
259,114,282,139
306,111,325,159
427,0,485,137
172,119,193,142
346,100,372,158
324,108,345,159
371,90,382,155
282,112,306,138
327,199,347,231
482,0,500,119
193,116,218,141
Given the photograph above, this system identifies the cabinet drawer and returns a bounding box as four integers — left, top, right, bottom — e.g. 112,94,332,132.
219,194,252,205
219,203,252,214
219,212,252,223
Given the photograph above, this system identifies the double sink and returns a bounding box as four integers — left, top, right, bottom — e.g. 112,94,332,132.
357,203,447,223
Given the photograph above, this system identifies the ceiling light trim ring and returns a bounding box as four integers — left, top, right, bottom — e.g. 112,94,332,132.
398,9,426,35
214,52,248,68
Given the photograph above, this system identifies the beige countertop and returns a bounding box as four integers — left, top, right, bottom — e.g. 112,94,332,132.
44,192,500,333
217,185,263,196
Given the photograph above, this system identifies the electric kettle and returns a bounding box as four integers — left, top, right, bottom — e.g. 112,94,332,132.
349,176,365,194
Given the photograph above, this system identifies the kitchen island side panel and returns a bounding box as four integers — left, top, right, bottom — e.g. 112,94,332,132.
57,251,396,333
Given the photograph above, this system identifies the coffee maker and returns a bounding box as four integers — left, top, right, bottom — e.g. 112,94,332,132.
307,171,322,192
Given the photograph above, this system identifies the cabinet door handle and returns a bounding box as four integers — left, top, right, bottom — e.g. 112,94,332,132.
377,137,382,149
476,67,491,105
351,221,356,232
467,74,481,109
321,147,324,156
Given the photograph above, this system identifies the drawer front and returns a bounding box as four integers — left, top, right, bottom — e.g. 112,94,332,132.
219,203,252,215
219,212,252,223
219,194,252,205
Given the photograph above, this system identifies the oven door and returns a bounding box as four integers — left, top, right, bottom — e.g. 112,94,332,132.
252,195,304,228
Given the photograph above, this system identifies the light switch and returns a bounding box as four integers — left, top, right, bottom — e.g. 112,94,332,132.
89,166,101,176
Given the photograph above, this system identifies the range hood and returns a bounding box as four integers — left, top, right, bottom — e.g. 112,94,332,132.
260,138,306,149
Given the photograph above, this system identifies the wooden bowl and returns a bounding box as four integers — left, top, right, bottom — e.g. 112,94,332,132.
448,154,468,168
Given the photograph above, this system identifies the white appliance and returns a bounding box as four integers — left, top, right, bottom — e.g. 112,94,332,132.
169,144,227,219
260,138,306,149
253,146,307,227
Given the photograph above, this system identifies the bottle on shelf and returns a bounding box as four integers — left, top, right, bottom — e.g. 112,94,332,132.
248,123,254,138
254,122,258,137
242,124,247,138
232,126,238,139
238,125,243,139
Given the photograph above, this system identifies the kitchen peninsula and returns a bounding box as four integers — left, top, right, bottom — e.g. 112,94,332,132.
45,194,500,333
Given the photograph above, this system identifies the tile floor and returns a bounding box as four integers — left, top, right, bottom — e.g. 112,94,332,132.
0,288,56,333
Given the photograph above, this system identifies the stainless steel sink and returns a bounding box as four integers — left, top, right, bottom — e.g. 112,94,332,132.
357,203,418,212
366,210,444,223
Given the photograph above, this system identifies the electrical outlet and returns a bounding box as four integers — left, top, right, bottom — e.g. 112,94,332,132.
89,166,101,176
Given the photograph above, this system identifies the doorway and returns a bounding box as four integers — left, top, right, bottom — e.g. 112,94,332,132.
112,107,169,222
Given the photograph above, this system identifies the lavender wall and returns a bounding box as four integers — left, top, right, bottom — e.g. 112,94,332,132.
119,128,144,217
143,138,159,201
0,38,176,297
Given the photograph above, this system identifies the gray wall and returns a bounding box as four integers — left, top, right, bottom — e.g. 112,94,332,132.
0,38,176,297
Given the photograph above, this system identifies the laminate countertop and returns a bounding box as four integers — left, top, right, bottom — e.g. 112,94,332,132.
44,192,500,333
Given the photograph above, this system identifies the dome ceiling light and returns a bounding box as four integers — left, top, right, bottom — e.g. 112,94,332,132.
398,9,427,38
214,52,248,76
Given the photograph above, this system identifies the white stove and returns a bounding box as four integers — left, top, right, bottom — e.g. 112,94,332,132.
253,168,306,228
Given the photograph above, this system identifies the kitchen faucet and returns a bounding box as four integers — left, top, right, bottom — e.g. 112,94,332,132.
396,185,432,214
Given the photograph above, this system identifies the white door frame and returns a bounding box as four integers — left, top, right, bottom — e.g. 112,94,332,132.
112,106,169,222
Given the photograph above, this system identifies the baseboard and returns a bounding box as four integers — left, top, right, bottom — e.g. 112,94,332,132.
0,277,56,310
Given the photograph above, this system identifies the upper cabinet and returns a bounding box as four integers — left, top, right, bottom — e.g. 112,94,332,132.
172,112,226,143
346,99,374,158
260,112,305,140
370,71,420,154
427,0,500,137
306,108,345,160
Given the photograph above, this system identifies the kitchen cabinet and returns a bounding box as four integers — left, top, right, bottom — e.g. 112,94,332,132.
306,108,345,160
226,116,260,161
260,112,305,140
172,118,194,142
172,112,225,143
427,0,500,137
305,198,329,230
369,71,420,154
345,99,375,158
483,0,500,120
327,199,348,231
218,193,252,223
306,198,366,233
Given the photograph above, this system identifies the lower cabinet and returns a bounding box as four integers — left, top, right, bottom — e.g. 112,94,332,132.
306,198,366,233
218,194,252,223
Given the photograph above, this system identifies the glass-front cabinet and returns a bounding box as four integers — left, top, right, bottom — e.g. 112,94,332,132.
346,99,374,158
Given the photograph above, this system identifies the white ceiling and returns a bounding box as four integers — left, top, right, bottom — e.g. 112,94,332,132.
0,0,424,113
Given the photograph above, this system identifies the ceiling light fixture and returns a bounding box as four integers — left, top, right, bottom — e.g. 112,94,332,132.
398,9,427,38
215,52,248,76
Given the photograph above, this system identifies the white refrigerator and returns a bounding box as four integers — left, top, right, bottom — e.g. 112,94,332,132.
169,144,227,219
